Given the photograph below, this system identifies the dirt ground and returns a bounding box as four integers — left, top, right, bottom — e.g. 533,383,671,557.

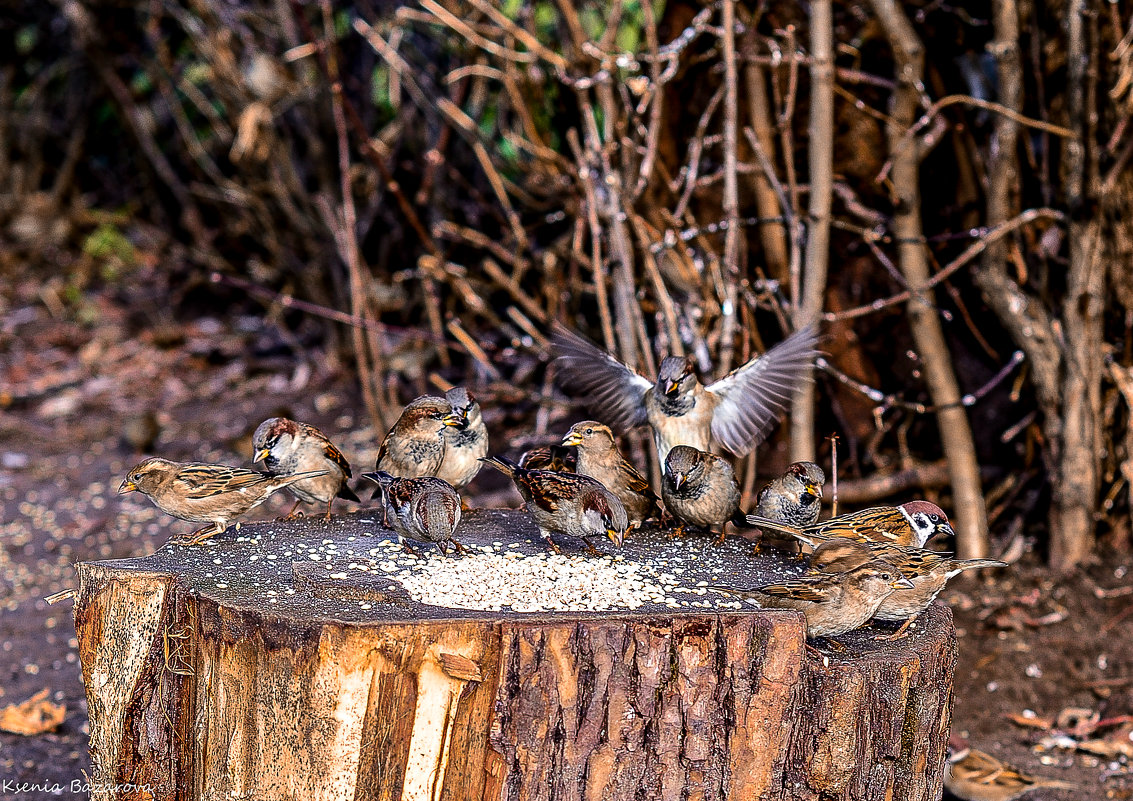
1,272,1130,799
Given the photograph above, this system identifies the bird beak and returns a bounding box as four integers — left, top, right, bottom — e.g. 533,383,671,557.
891,576,916,590
253,448,270,463
442,412,465,428
807,482,823,498
666,380,682,395
606,527,624,547
562,431,583,447
672,472,686,490
117,479,137,495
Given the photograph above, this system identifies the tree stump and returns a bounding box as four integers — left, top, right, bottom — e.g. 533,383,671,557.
74,509,955,801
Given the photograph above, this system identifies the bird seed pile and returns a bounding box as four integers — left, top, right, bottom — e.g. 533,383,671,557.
389,545,714,612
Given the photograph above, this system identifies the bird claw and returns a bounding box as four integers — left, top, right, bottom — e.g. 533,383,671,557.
177,524,224,546
875,618,917,640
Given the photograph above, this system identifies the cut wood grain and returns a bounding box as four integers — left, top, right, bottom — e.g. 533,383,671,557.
75,509,955,801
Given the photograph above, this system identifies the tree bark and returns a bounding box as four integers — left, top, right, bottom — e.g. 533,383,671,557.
1054,0,1104,569
790,0,834,463
74,511,955,801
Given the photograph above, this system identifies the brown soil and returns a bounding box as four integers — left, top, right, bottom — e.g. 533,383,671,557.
0,274,1130,799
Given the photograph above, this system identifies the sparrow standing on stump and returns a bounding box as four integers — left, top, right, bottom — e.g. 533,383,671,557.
362,471,465,556
808,538,1006,638
118,457,326,545
375,396,450,478
252,417,359,520
436,387,489,490
562,421,658,529
755,461,826,527
746,499,955,549
553,325,819,464
660,445,742,536
720,541,914,639
479,455,627,554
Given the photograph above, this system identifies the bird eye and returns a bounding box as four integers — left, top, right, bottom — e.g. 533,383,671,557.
133,473,143,482
585,428,593,435
929,514,940,522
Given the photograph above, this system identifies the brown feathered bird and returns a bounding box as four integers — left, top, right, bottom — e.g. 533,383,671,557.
363,471,464,556
719,542,914,639
809,538,1006,638
553,325,819,464
660,445,741,535
375,396,449,478
436,387,489,490
118,457,326,544
562,421,658,529
252,417,359,520
745,500,955,549
754,461,826,527
479,455,627,553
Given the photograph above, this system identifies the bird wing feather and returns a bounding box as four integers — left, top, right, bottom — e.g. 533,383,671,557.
707,325,819,455
552,324,652,434
174,464,269,497
299,422,353,477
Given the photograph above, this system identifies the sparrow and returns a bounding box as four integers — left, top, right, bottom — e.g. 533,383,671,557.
436,387,489,490
944,743,1079,800
754,461,826,527
252,417,360,520
118,457,326,545
375,395,449,478
660,445,741,534
720,546,914,639
808,539,1006,638
362,471,464,556
552,324,818,464
745,500,955,548
518,444,577,472
562,421,658,528
479,455,628,553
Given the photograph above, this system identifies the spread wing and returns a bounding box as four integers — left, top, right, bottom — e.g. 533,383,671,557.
173,464,270,498
706,325,820,455
551,324,652,434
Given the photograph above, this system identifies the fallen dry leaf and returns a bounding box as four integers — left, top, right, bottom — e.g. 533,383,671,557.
0,688,65,735
1007,709,1055,730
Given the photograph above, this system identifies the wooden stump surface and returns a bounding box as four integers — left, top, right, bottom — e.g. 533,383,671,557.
75,509,956,801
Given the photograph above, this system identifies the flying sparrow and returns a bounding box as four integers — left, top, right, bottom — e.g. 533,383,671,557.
118,457,326,545
518,444,577,472
252,417,359,520
362,471,464,556
552,324,818,464
754,461,825,527
944,743,1079,801
561,421,658,529
745,500,955,548
660,445,741,535
479,455,628,553
720,545,914,639
375,395,449,478
436,387,489,490
808,538,1006,638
